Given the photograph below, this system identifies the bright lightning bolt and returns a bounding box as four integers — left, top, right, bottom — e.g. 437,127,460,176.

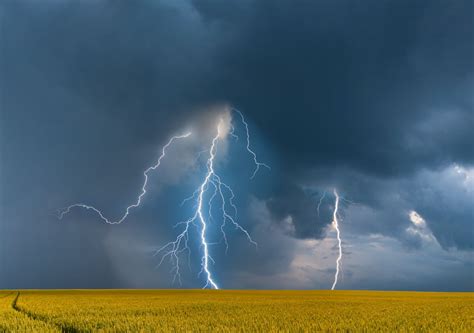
155,116,259,289
56,132,192,224
57,108,268,289
331,188,342,290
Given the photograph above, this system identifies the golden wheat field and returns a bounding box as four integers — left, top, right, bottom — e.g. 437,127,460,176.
0,289,472,332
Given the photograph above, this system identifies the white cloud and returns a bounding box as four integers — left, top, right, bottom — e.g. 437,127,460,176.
406,210,437,245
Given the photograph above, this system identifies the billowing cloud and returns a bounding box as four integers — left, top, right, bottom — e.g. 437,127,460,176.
0,0,472,290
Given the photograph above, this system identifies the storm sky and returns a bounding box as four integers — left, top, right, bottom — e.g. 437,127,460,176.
0,0,472,290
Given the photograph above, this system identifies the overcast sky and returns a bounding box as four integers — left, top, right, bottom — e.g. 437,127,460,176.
0,0,472,291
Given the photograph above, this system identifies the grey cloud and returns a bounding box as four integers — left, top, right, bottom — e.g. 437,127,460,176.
266,183,330,239
1,0,472,290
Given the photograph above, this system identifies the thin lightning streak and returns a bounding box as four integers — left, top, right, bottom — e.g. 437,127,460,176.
317,191,326,217
57,132,192,224
193,149,209,164
331,188,342,290
229,124,239,141
232,109,271,179
155,116,259,289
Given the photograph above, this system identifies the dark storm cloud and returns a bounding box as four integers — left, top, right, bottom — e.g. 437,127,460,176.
198,0,473,177
2,0,214,128
1,0,472,290
0,0,213,288
292,165,474,250
189,0,473,248
4,0,472,176
193,0,473,248
266,182,329,239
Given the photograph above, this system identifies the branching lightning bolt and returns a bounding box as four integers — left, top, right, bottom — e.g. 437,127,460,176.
155,112,265,289
155,122,223,289
331,188,342,290
57,108,267,289
56,132,192,224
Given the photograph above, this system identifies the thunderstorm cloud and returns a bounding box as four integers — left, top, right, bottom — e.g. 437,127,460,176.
0,0,472,290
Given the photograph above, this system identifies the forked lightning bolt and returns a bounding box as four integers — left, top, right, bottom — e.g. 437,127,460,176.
57,109,268,288
155,115,261,289
331,189,342,290
56,132,192,224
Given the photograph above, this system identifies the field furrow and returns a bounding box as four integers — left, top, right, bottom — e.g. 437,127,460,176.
0,291,59,332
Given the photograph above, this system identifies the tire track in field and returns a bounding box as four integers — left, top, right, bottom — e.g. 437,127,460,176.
11,292,80,333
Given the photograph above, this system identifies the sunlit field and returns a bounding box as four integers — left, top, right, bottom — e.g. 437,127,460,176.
0,290,472,332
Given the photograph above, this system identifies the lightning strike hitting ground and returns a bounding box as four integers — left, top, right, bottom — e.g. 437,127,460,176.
316,188,345,289
56,132,192,224
57,109,268,288
331,189,342,290
155,114,262,289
